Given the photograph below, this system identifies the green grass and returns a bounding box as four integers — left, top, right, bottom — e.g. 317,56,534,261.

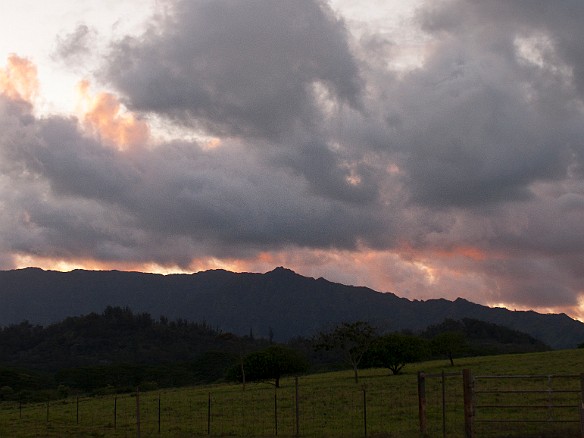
1,349,583,437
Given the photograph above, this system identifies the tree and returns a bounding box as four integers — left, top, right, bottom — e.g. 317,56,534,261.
369,333,429,375
228,345,308,388
0,386,15,401
313,321,376,383
431,332,467,366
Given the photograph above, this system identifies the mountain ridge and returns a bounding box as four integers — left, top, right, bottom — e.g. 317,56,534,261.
1,267,583,349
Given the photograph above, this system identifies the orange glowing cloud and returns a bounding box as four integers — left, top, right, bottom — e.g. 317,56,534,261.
76,80,149,150
11,254,192,276
202,137,222,150
429,245,491,261
0,54,39,103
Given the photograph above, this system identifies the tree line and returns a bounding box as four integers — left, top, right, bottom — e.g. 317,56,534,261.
227,318,549,387
0,307,550,400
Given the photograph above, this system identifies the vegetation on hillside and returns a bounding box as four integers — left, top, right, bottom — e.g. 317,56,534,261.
0,306,264,370
0,307,554,402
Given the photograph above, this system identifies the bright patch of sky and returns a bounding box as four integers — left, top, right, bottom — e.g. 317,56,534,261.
0,0,156,115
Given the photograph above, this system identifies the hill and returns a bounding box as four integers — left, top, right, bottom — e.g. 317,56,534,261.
421,318,550,355
0,307,549,397
0,306,259,371
1,267,583,348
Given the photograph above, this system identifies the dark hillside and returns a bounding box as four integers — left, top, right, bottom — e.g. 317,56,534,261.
421,318,550,355
1,267,584,349
0,306,259,371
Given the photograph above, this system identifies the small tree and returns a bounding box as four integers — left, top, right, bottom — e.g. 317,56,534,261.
369,333,429,375
431,331,467,366
228,345,308,388
314,321,376,384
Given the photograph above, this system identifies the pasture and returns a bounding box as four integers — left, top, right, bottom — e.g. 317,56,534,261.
1,348,583,437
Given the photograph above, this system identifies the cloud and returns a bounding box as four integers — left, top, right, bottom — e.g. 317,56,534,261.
103,0,362,140
76,80,150,150
0,54,38,103
0,90,393,271
100,0,383,207
52,24,98,68
336,0,584,312
360,4,583,208
2,1,584,318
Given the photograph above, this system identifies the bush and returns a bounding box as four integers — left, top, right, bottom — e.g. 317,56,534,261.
367,334,429,375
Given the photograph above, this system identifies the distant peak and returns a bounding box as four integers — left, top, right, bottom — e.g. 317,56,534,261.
266,266,297,276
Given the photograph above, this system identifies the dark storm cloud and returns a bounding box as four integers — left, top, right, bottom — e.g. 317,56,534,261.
272,137,380,204
419,0,584,97
100,0,380,207
414,0,584,181
104,0,362,140
370,1,584,208
0,94,391,267
481,256,580,308
396,65,573,207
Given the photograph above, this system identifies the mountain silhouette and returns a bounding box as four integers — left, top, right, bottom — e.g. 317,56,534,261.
1,267,582,349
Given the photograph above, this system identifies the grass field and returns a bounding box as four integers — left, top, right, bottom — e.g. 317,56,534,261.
1,348,583,437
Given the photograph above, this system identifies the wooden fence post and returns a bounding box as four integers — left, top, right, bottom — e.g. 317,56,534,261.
207,392,211,435
462,369,474,438
295,376,300,437
274,386,278,436
418,371,427,436
363,385,368,438
441,370,446,438
136,387,141,438
580,373,584,438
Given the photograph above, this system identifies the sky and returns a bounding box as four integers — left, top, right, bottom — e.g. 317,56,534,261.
1,1,584,321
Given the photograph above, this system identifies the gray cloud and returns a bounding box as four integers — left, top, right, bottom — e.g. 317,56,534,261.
104,0,362,140
101,0,381,207
419,0,584,97
0,95,393,268
345,0,584,309
52,25,98,67
371,4,584,208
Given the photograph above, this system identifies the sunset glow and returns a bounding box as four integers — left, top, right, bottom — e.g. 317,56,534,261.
0,55,38,103
76,80,150,150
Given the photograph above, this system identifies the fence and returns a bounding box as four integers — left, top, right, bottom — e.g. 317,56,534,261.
2,369,584,437
0,372,420,437
418,370,584,438
417,370,465,437
470,371,584,438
